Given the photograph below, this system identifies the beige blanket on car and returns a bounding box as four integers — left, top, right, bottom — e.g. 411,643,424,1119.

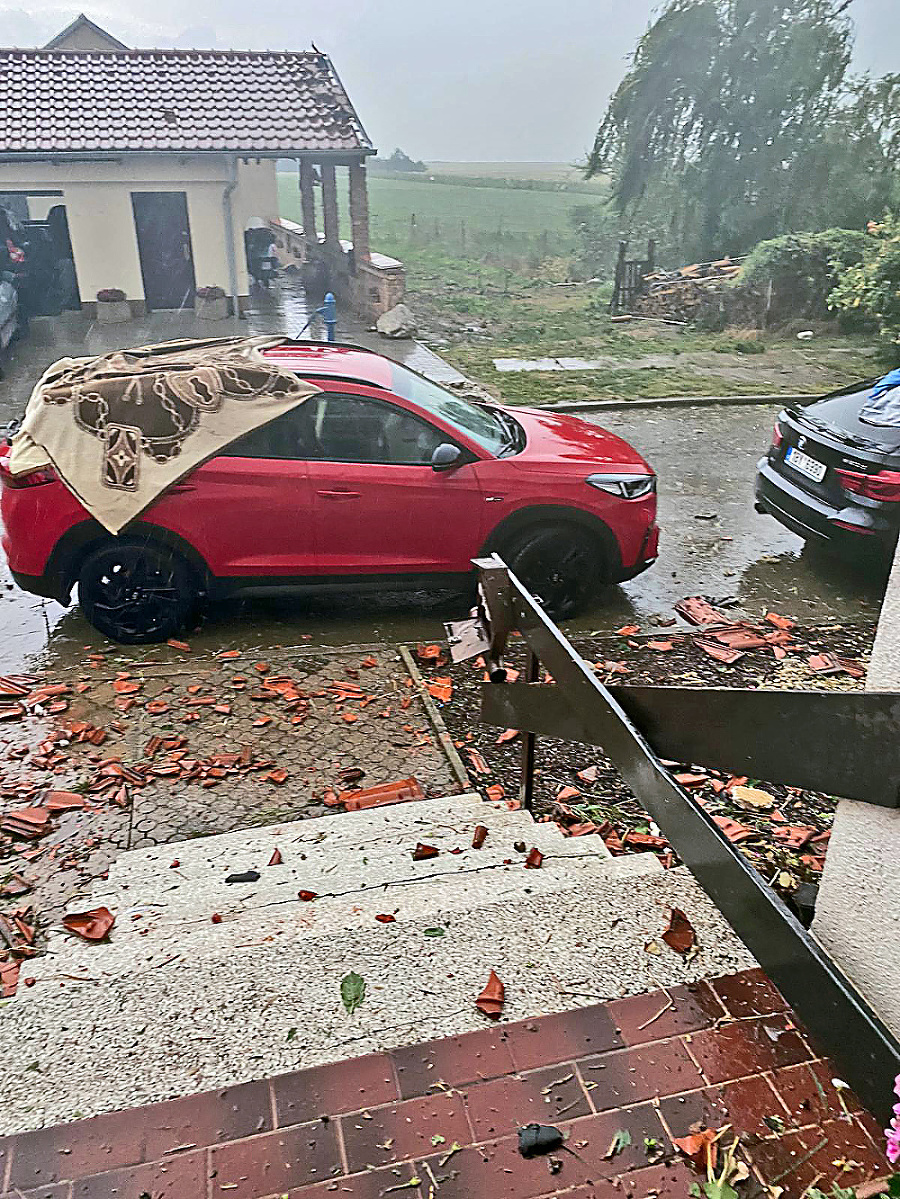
8,336,319,534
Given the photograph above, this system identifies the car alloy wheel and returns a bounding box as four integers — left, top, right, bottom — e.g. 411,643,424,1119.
79,541,197,644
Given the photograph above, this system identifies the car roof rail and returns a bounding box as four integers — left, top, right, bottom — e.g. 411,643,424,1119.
277,337,380,355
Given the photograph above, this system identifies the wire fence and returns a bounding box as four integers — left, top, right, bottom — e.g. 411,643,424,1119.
370,215,586,278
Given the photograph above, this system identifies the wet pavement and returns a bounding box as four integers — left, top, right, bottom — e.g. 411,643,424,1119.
592,401,888,626
0,291,886,674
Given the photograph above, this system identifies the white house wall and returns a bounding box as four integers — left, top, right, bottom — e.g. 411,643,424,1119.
0,155,278,306
813,546,900,1036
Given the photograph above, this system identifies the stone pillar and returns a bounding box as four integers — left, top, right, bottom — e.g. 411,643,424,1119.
348,159,370,263
320,162,339,253
812,546,900,1034
298,158,317,244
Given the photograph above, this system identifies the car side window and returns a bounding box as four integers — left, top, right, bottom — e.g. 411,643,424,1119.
312,393,447,465
218,402,322,460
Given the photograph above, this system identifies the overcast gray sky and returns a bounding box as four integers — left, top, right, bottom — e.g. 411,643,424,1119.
2,0,897,161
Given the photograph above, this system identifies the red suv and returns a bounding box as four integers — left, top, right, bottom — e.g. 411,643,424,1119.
1,343,659,642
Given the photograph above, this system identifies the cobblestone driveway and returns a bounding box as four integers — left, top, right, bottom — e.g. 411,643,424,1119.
0,644,461,928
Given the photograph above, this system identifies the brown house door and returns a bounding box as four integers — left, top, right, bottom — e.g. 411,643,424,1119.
131,191,196,310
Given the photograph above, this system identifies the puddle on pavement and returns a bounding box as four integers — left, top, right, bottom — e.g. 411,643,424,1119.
3,537,885,680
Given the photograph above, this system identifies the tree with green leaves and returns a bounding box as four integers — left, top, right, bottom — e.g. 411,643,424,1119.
586,0,891,261
829,214,900,344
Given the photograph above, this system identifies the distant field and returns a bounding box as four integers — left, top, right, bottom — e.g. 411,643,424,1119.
277,171,608,260
427,160,582,178
273,167,879,407
425,161,608,188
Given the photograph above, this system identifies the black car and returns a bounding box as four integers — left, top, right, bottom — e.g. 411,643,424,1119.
755,375,900,555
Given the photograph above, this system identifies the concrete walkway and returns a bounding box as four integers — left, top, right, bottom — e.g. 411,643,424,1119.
0,642,460,939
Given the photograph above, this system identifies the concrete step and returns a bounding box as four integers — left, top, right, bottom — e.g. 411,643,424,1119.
107,794,600,892
0,863,755,1134
101,793,611,908
30,849,659,984
31,796,632,975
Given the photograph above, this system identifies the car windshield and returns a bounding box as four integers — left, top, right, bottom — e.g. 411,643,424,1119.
389,363,515,456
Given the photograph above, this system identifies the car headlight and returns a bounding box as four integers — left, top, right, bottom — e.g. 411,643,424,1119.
586,472,656,499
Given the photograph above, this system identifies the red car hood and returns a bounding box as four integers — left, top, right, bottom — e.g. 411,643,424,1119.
510,407,651,471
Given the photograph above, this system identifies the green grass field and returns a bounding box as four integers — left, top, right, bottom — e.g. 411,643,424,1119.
275,166,883,404
277,170,608,263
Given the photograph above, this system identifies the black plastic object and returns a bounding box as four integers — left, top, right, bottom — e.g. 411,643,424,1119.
518,1123,564,1158
225,870,261,884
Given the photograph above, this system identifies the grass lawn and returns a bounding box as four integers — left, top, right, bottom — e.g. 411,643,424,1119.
276,167,887,405
277,170,606,259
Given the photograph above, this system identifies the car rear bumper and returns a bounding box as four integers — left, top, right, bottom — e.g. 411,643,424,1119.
755,459,898,547
10,569,71,604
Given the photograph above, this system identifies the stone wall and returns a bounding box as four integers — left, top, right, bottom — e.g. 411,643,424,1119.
268,218,405,323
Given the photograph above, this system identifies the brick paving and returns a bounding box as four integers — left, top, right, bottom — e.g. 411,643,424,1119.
0,644,460,931
0,969,888,1199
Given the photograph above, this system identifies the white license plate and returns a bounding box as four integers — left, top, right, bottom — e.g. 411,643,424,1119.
785,446,827,483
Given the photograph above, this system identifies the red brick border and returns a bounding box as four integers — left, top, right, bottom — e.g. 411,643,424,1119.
0,970,889,1199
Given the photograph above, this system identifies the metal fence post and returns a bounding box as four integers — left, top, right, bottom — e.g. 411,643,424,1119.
519,649,539,812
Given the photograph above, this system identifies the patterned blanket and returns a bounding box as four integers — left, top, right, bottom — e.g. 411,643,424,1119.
8,336,319,533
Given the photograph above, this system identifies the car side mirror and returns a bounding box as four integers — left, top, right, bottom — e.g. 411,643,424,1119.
431,443,462,471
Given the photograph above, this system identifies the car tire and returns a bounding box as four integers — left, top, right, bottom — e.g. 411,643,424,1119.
501,524,600,618
78,540,199,644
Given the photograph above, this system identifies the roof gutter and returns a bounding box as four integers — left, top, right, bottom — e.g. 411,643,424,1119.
222,155,240,319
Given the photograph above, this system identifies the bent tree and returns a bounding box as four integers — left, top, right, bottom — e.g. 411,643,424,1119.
587,0,883,261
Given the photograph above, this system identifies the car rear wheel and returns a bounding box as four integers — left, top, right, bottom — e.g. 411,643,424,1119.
502,524,600,618
78,541,199,644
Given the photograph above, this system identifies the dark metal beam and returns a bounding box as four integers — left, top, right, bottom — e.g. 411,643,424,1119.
482,683,900,808
477,567,900,1122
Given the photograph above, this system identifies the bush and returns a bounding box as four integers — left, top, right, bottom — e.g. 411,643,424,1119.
96,288,126,303
828,216,900,345
736,229,869,324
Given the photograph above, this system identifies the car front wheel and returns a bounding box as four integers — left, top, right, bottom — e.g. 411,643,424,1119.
502,524,600,618
78,540,199,644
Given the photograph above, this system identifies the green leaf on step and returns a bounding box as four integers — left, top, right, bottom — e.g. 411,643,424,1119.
423,927,445,937
699,1180,738,1199
341,971,366,1015
604,1129,632,1158
286,1027,297,1042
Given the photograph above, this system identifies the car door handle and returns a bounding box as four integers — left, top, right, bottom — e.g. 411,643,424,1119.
317,489,361,499
169,483,196,493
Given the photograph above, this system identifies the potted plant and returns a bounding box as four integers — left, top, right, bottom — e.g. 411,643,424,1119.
195,286,228,320
95,288,130,324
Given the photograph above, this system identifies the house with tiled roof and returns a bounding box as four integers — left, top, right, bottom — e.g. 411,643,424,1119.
0,18,403,318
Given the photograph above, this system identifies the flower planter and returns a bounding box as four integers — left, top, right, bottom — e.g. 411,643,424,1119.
96,299,131,324
196,295,229,320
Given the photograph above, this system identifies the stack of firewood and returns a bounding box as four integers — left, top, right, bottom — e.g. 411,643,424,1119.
632,256,745,321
